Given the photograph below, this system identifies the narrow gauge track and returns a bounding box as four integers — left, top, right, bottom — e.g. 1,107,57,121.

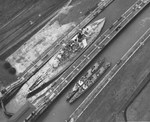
0,2,66,55
0,0,114,104
25,0,150,121
0,4,36,31
67,4,150,122
116,51,150,122
5,0,114,78
120,72,150,122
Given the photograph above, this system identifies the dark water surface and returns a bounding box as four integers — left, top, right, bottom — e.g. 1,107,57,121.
0,0,70,87
1,0,150,122
37,0,150,122
0,0,69,121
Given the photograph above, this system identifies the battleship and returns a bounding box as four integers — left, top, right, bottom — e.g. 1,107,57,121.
0,0,114,106
5,21,76,76
0,0,149,121
2,18,106,114
27,18,106,94
67,61,111,104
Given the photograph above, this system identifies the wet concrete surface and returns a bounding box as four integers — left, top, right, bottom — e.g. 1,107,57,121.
0,0,38,28
36,0,150,122
126,76,150,121
0,0,150,122
0,0,70,86
77,34,150,122
38,1,150,122
0,0,68,31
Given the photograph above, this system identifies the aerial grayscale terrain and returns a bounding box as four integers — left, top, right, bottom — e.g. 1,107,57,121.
0,0,150,122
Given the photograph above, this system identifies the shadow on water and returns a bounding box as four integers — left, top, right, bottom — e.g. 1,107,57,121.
36,0,150,122
1,0,150,122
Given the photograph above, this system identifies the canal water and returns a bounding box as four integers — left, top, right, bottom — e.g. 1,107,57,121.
36,0,150,122
0,0,150,122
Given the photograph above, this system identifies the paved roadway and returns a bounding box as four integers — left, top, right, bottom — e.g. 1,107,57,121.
70,21,150,122
126,70,150,121
0,0,68,58
1,0,114,105
32,1,149,121
35,0,150,122
120,71,150,122
1,0,150,122
76,29,150,122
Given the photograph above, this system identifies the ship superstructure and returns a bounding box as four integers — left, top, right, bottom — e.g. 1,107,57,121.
66,57,105,101
4,0,149,121
6,21,75,75
28,18,106,93
5,18,106,112
0,0,120,120
67,61,111,103
0,0,114,109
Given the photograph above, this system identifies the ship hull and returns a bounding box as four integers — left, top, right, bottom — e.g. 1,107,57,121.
6,21,76,76
28,18,106,106
66,58,105,101
29,18,106,93
66,84,80,101
68,62,111,104
5,18,105,114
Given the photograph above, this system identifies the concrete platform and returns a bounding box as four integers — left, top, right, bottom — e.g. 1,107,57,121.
76,29,150,122
1,0,150,122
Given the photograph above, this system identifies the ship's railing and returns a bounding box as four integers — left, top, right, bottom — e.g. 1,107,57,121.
0,0,114,104
67,26,150,122
24,0,150,121
48,0,150,104
6,0,113,78
66,0,150,121
23,0,150,121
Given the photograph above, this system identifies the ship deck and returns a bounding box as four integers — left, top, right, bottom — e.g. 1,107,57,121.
75,22,150,122
0,0,150,122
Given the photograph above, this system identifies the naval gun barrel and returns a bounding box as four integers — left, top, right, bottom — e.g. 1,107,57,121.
25,0,150,121
0,0,115,105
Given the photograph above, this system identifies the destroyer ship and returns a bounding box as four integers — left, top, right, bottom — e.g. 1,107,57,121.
66,57,105,101
4,18,106,114
67,61,111,104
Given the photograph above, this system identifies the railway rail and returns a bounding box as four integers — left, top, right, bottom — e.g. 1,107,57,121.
0,0,114,103
67,5,150,122
24,0,150,121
